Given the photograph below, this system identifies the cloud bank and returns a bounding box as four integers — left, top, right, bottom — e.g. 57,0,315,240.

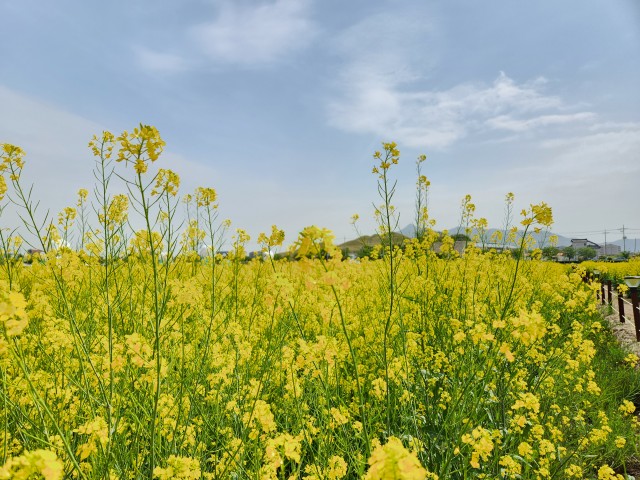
329,71,596,149
190,0,317,66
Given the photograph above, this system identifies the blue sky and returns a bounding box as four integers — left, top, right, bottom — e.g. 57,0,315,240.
1,0,639,249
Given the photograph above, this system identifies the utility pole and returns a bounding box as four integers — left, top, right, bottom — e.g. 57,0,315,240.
604,229,607,256
623,225,627,252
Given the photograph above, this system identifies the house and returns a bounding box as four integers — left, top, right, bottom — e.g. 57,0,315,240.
600,244,622,257
570,238,621,259
571,238,601,250
475,242,518,253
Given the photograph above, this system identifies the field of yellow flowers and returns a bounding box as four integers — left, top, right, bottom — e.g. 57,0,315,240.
1,128,640,479
582,259,640,285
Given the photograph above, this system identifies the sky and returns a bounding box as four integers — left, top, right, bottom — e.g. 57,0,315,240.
1,0,639,251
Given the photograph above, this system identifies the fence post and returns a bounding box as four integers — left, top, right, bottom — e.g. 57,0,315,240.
607,280,613,306
601,282,605,304
631,287,640,342
618,291,625,323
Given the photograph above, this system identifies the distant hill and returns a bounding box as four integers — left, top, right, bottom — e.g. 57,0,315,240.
338,233,409,252
610,238,640,253
399,224,572,247
346,224,638,253
399,224,417,238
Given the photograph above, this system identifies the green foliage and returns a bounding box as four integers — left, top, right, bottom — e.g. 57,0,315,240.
576,247,597,261
541,246,559,260
577,246,598,261
450,232,471,242
563,246,576,260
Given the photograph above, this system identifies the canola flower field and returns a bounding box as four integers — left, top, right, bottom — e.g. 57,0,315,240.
1,127,640,479
581,260,640,287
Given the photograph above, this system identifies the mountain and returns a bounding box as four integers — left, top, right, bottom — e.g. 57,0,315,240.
610,238,640,253
399,224,572,247
399,224,417,238
338,233,409,252
358,224,639,253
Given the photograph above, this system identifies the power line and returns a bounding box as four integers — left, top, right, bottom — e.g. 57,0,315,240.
555,230,618,236
554,228,640,235
554,230,613,235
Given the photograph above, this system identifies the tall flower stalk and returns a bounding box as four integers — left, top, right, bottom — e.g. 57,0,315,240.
372,142,401,434
115,125,169,477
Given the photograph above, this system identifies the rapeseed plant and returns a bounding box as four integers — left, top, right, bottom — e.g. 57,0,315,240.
1,129,639,479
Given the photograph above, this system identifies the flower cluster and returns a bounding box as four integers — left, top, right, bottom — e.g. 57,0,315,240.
116,124,165,174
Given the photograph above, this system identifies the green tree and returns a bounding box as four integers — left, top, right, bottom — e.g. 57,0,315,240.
542,246,559,260
577,247,597,261
451,233,471,242
562,246,576,261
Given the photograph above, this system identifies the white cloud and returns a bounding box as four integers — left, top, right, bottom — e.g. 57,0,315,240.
456,121,640,237
538,122,640,171
329,70,595,149
327,13,596,148
331,11,438,87
134,46,188,73
486,112,596,132
190,0,317,66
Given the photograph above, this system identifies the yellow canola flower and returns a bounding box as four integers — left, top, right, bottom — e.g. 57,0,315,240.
511,392,540,414
564,465,583,478
326,456,348,480
1,143,26,172
134,158,147,174
243,399,277,434
619,399,635,415
294,225,340,259
74,416,109,461
106,194,129,226
461,426,495,469
520,202,553,227
0,175,6,201
0,449,64,480
510,309,546,345
264,433,303,470
517,442,533,459
597,465,625,480
499,455,522,478
130,230,163,254
153,455,201,480
1,290,29,337
195,186,217,207
499,343,515,362
116,125,165,174
88,131,115,158
152,169,181,197
258,225,285,249
76,188,88,206
364,436,434,480
624,353,638,367
57,206,77,228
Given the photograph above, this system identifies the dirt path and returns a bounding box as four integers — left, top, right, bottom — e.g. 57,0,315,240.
603,299,640,356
